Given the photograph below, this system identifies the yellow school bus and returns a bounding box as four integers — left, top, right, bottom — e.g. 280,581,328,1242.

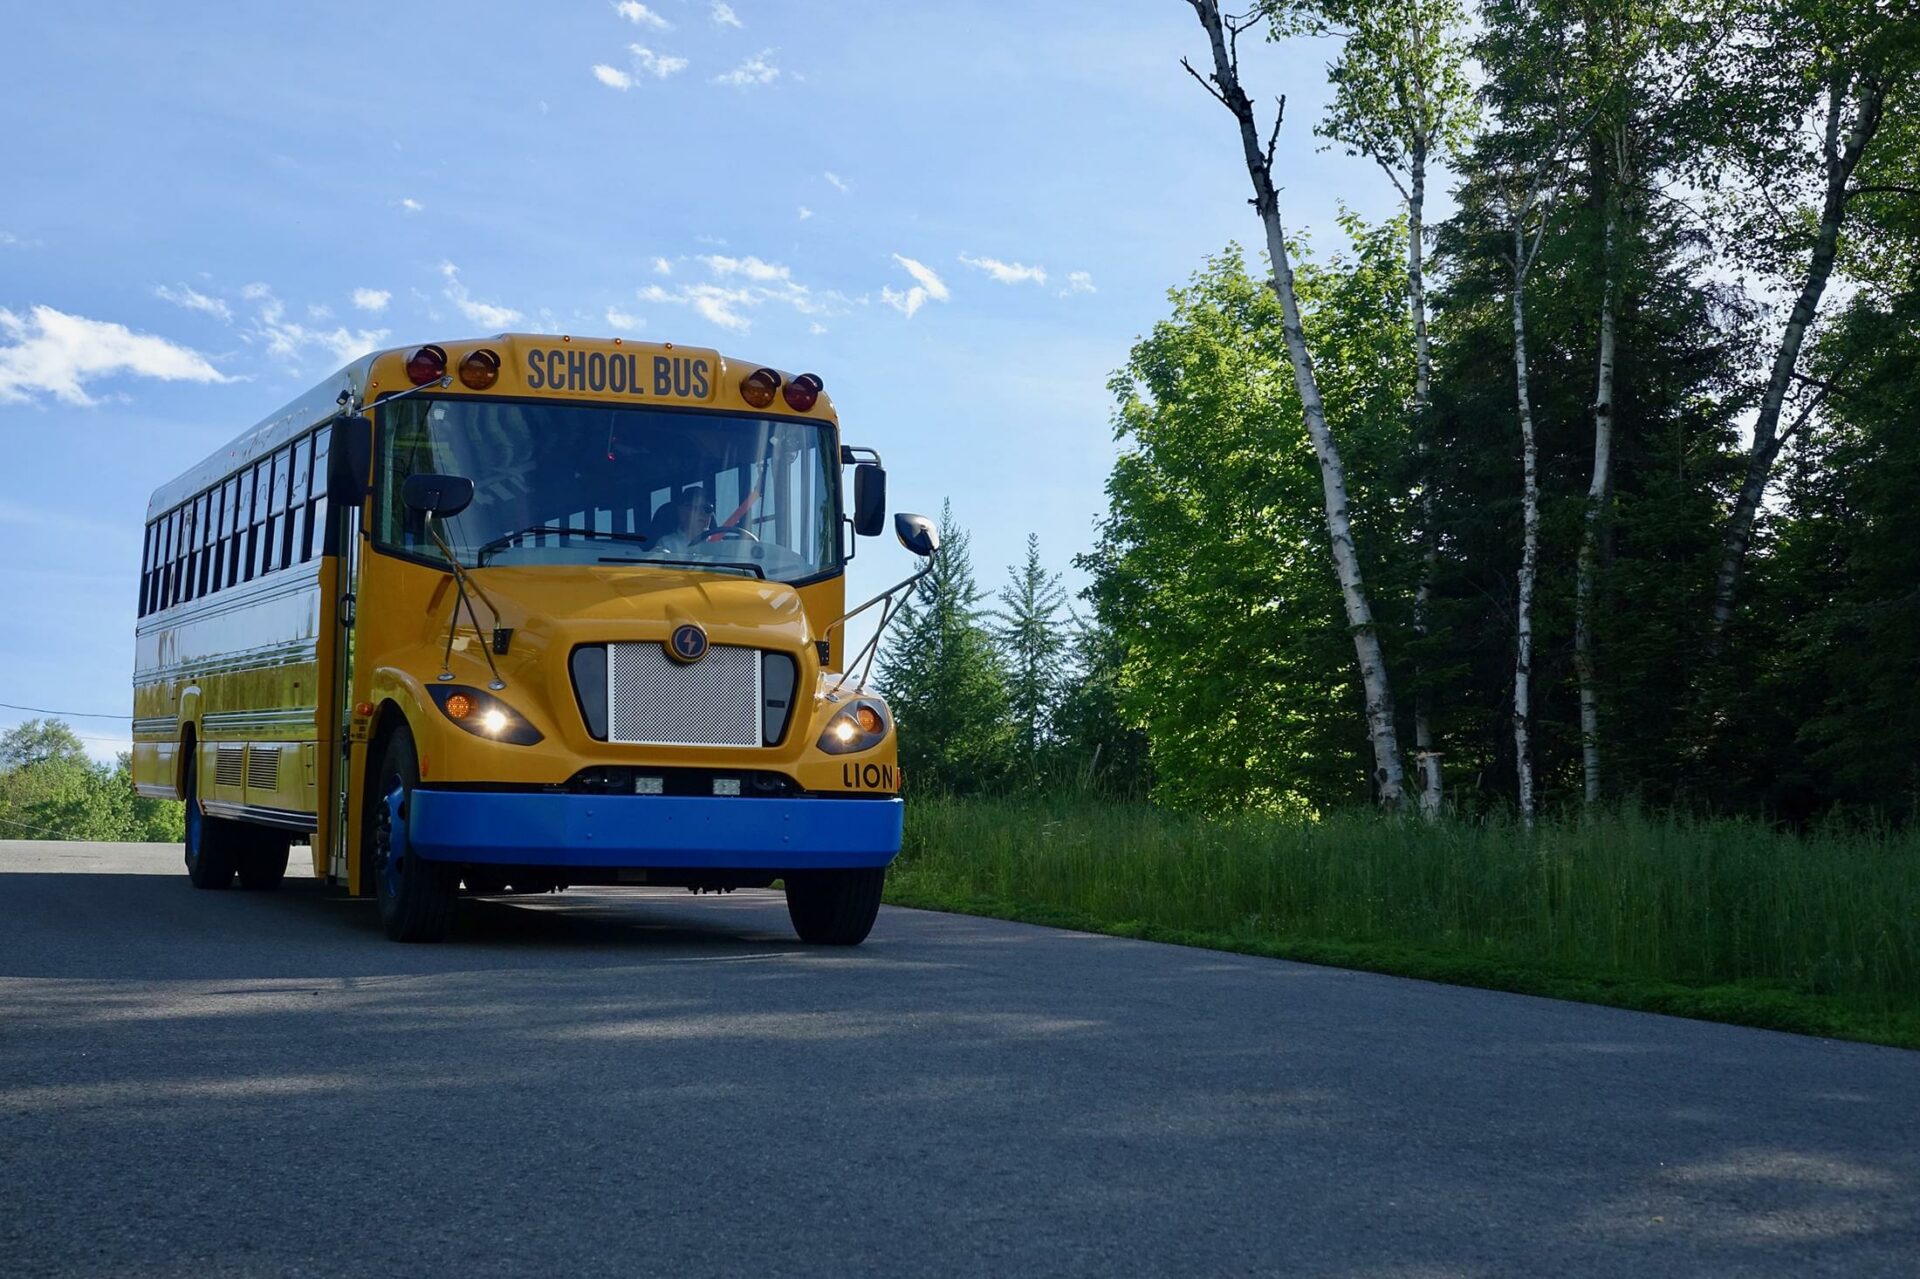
132,334,936,943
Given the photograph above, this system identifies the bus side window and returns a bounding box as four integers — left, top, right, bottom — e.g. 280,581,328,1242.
244,460,265,582
181,496,198,602
200,488,218,598
223,474,242,589
284,440,308,567
194,491,214,599
307,427,331,560
138,522,152,617
260,450,282,577
158,510,175,609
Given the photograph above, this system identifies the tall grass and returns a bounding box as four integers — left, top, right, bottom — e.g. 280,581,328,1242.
889,796,1920,1045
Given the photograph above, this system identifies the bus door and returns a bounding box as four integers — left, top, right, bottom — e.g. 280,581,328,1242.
325,414,371,885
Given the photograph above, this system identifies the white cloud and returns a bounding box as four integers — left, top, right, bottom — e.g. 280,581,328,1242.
1059,270,1096,297
398,197,424,213
605,306,642,331
0,230,40,250
154,284,233,323
0,305,231,406
714,49,778,87
627,44,688,78
307,303,333,321
640,256,846,335
700,254,790,282
824,171,850,194
438,262,523,330
809,322,827,335
352,288,391,314
958,253,1048,286
797,205,813,220
243,286,389,365
614,1,670,28
652,256,673,275
882,254,950,317
593,64,634,90
711,2,743,27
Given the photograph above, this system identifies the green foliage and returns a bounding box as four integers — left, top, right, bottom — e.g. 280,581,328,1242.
1086,224,1417,811
876,500,1015,795
890,797,1920,1048
0,720,184,842
988,532,1070,762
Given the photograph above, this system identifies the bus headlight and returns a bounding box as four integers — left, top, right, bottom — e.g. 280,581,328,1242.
429,685,545,746
817,698,889,755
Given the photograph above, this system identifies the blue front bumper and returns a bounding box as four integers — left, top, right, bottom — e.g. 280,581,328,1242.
405,790,903,870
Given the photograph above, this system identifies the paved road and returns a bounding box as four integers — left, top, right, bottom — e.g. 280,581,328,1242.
1,841,1915,1277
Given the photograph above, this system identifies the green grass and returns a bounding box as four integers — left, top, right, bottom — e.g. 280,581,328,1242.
885,796,1920,1049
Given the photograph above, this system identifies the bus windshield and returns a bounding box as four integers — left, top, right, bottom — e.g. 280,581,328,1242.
376,397,840,582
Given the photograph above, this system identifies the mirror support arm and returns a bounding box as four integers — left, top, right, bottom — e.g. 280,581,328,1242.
825,559,937,693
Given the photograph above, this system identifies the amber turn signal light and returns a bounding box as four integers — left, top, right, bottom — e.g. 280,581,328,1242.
458,348,501,390
741,367,781,409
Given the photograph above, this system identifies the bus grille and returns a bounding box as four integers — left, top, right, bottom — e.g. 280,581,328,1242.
607,642,761,747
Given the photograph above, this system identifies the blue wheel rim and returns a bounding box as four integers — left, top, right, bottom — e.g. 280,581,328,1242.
378,780,410,899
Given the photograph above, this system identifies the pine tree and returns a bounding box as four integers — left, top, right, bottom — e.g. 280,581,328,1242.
875,501,1014,794
989,533,1069,764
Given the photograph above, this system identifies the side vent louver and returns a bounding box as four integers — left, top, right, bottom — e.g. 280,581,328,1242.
245,746,279,792
215,746,244,788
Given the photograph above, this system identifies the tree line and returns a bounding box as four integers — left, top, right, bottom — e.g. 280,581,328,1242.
882,0,1920,824
0,720,184,842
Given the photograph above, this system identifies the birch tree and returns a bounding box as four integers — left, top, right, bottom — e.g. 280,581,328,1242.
1700,0,1916,640
1181,0,1409,807
1278,0,1475,817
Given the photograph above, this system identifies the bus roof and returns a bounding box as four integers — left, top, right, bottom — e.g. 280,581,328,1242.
144,334,830,517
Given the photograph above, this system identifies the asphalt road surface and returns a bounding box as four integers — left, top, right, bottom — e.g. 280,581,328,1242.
2,841,1916,1277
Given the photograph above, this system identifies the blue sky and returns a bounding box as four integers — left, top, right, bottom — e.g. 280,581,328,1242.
0,0,1409,759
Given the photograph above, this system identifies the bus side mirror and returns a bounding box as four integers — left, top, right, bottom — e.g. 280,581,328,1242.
854,464,886,537
329,415,373,505
895,512,938,558
402,473,475,518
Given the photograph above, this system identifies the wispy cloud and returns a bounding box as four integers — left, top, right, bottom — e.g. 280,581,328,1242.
1059,270,1096,297
797,206,813,220
154,283,233,322
397,197,424,213
628,44,688,78
714,50,778,87
711,2,743,27
614,1,670,28
824,171,851,194
882,255,950,318
592,64,634,90
640,255,844,334
351,288,391,314
0,306,230,406
243,286,389,365
958,253,1048,286
700,254,790,282
439,262,523,330
605,306,642,331
652,256,673,275
0,230,40,250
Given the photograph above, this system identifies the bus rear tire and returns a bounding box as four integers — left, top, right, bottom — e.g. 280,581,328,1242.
369,724,456,943
237,833,290,891
784,867,885,946
183,759,240,890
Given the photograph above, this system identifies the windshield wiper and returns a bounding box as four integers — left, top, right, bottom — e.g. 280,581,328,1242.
596,555,765,580
476,525,652,565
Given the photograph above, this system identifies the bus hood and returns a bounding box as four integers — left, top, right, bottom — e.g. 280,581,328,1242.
455,566,817,655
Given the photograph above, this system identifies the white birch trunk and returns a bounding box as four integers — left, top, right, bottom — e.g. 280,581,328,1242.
1409,138,1444,820
1710,69,1884,637
1188,0,1407,806
1510,247,1541,830
1575,159,1620,808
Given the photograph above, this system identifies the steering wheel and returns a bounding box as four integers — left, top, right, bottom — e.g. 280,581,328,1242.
705,525,760,543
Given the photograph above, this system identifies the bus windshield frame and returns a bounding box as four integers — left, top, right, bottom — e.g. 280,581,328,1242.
372,395,844,585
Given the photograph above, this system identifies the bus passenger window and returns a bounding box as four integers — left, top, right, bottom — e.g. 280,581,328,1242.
223,475,242,588
290,434,314,562
306,427,331,560
276,443,297,568
244,461,265,582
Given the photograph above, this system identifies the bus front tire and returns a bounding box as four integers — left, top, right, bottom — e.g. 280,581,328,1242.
183,759,240,890
369,725,456,943
237,834,290,891
784,868,885,946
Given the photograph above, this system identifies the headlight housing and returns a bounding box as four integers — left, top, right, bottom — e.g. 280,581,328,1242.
428,685,544,745
816,697,889,755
